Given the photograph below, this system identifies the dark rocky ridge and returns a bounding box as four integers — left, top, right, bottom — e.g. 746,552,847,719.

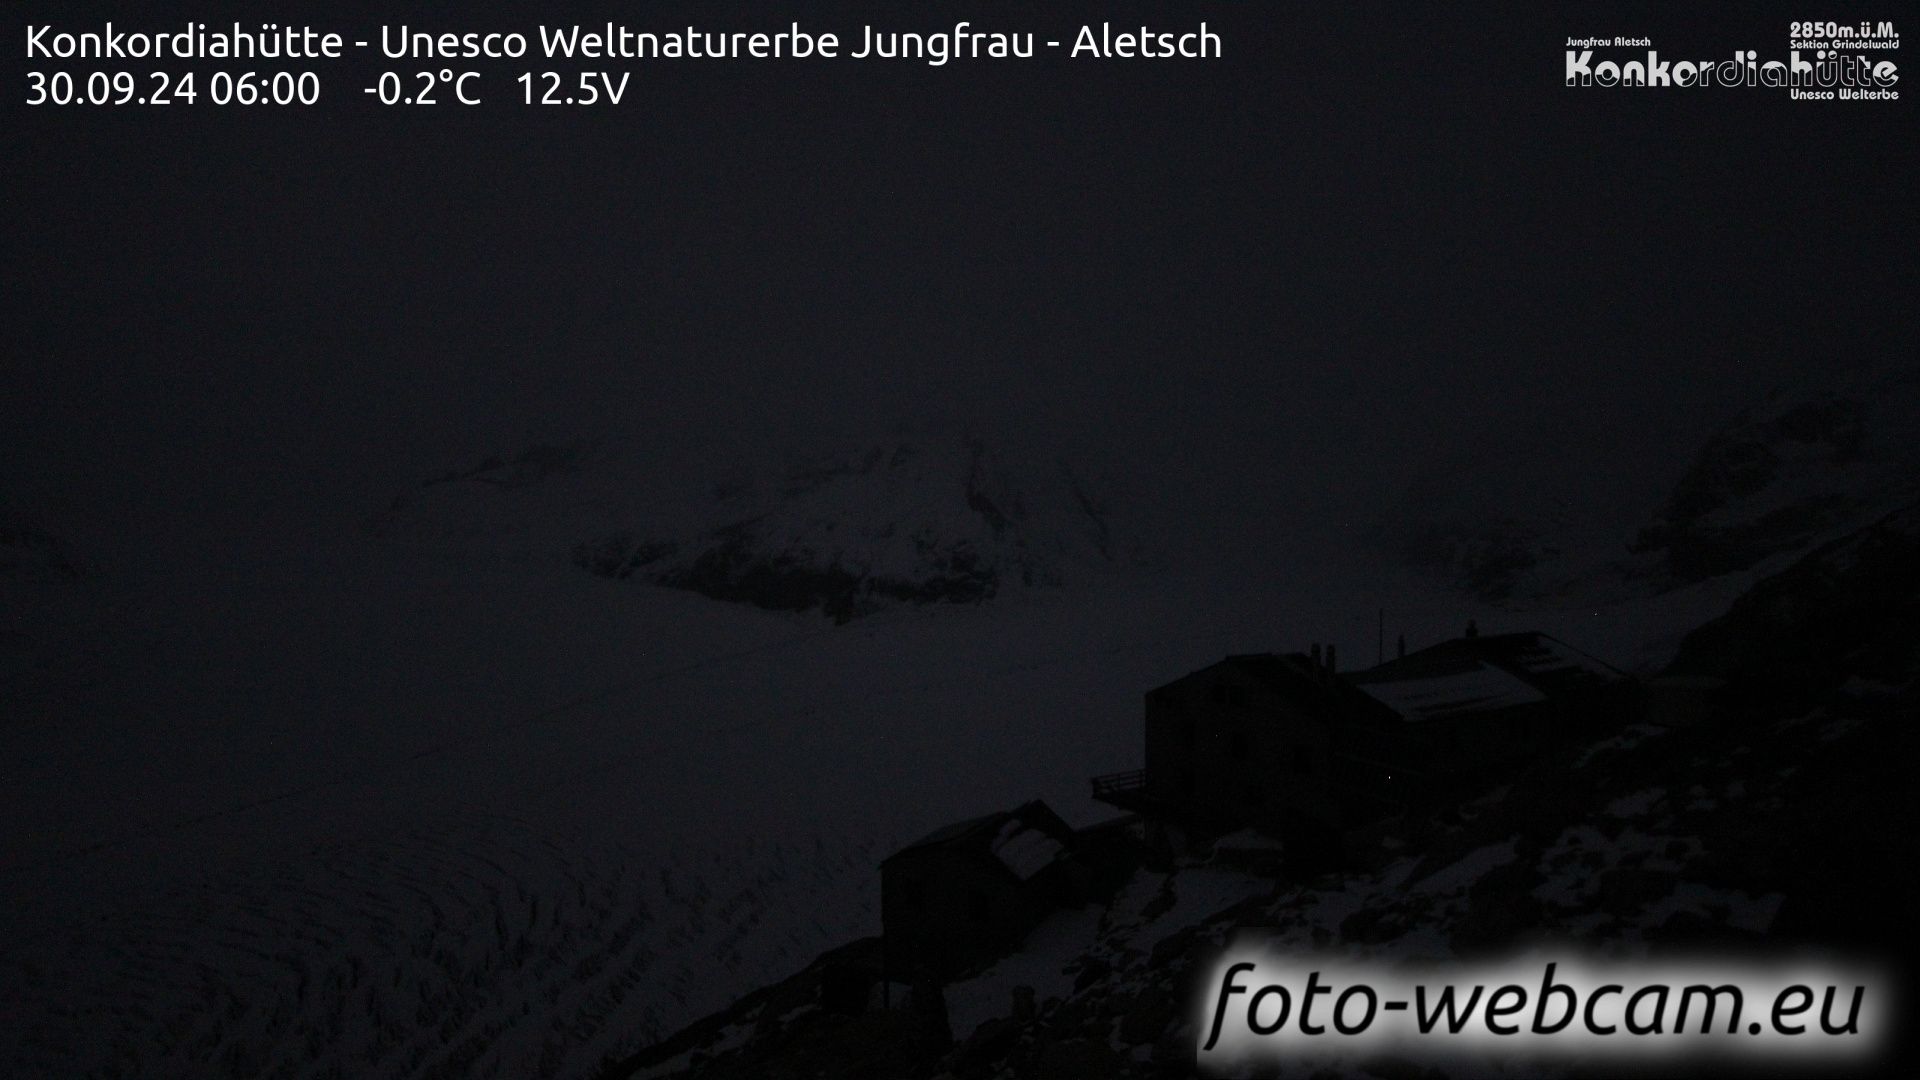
1629,397,1909,587
375,436,1128,622
1399,381,1920,606
604,507,1916,1078
573,438,1116,622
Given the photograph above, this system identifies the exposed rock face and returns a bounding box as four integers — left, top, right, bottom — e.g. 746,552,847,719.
612,681,1903,1078
1388,375,1920,605
609,510,1913,1078
1664,501,1920,713
1399,518,1554,602
1629,395,1916,587
572,439,1119,621
1374,413,1641,606
374,436,1131,622
419,442,597,492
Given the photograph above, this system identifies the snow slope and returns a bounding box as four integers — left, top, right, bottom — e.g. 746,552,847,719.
625,634,1907,1078
0,444,1769,1078
372,434,1137,622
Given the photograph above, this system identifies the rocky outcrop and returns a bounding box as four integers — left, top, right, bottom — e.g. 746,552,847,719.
376,435,1131,622
1628,395,1916,587
609,509,1914,1076
572,438,1120,621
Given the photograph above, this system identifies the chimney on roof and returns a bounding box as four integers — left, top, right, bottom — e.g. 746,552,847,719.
1465,619,1479,639
1325,644,1337,675
1397,633,1406,659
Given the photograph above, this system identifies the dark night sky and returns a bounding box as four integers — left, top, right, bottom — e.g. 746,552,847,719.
6,11,1913,1071
6,1,1914,535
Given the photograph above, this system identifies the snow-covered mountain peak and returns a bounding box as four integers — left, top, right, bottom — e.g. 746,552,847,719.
373,433,1137,621
580,435,1132,621
1626,375,1920,587
1381,367,1920,606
